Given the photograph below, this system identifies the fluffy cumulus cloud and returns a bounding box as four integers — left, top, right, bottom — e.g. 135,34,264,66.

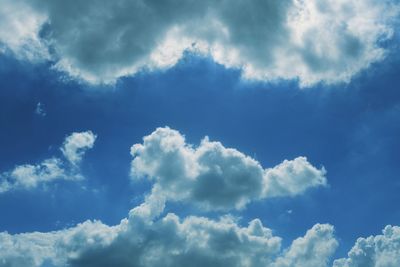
0,220,117,267
333,225,400,267
0,0,398,86
0,193,338,267
2,127,399,266
1,197,399,267
0,131,96,193
273,224,338,267
130,127,327,211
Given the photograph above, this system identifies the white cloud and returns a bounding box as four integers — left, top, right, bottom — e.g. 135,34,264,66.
35,102,46,117
0,158,68,193
0,220,117,267
3,127,399,266
0,0,398,86
263,157,327,198
0,0,49,62
5,197,400,267
0,230,60,267
0,127,354,267
273,224,338,267
61,131,97,166
0,193,337,267
131,127,327,211
333,225,400,267
0,131,96,193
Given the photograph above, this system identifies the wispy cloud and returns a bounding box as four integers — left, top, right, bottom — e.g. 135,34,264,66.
0,131,96,193
35,102,46,117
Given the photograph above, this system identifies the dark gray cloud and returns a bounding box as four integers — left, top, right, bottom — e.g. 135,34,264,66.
0,0,397,86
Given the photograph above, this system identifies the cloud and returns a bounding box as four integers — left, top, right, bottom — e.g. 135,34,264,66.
3,127,399,266
0,0,49,62
0,193,337,267
0,220,117,267
131,127,327,211
273,224,338,267
333,225,400,267
35,102,46,117
0,131,96,193
0,158,69,193
61,131,96,166
0,0,398,86
0,127,351,267
1,190,398,267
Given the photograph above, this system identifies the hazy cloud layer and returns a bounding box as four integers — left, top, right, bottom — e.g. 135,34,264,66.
0,131,96,193
333,225,400,267
0,0,398,86
131,127,327,211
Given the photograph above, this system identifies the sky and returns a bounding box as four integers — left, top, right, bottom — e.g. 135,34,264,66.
0,0,400,266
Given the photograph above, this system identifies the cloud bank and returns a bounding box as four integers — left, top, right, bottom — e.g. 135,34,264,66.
1,127,399,266
0,131,96,193
0,194,338,267
4,215,397,267
0,0,398,86
131,127,327,211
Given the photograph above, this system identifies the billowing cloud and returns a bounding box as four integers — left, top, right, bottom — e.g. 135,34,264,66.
61,131,97,166
3,127,399,266
0,0,397,86
273,224,338,267
0,193,338,267
131,127,327,211
0,131,96,193
333,225,400,267
0,220,117,267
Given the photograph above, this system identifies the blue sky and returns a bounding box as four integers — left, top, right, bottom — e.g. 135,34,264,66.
1,1,400,266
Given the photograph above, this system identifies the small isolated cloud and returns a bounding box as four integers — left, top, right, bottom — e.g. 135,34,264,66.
0,131,96,193
333,225,400,267
35,102,46,117
0,0,398,86
131,127,327,211
0,191,338,267
61,131,97,166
